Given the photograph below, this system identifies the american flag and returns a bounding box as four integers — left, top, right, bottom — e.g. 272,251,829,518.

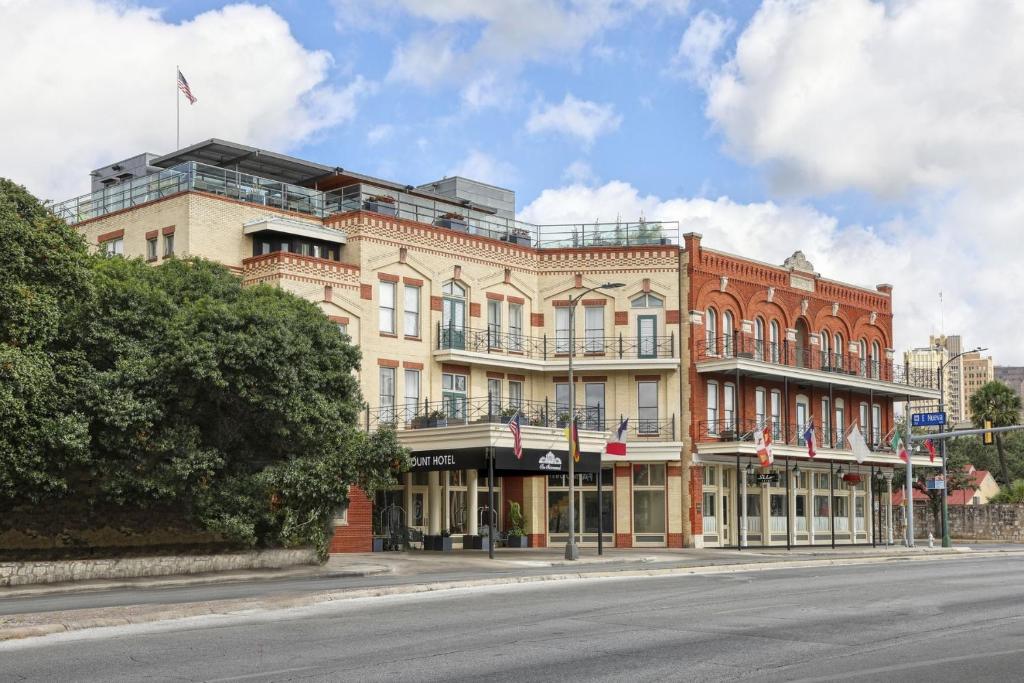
508,412,523,459
178,69,197,104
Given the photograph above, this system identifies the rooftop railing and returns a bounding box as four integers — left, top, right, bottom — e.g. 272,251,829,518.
696,335,938,390
52,162,680,250
436,324,676,361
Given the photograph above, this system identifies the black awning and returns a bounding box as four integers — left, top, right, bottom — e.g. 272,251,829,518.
409,447,601,475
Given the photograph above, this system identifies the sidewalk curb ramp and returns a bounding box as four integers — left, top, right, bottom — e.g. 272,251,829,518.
4,549,1022,642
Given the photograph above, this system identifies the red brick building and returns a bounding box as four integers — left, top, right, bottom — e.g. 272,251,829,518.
684,233,939,548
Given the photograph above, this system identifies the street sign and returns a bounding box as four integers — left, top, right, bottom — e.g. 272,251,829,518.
926,477,946,490
912,412,947,427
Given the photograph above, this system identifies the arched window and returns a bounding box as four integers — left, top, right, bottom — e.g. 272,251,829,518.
723,311,734,356
859,338,868,376
820,331,831,369
835,399,846,448
871,341,881,379
834,333,844,370
754,317,765,361
769,320,780,363
441,281,467,350
705,308,718,356
631,293,663,308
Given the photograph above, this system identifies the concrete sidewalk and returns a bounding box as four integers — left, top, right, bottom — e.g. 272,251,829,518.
3,544,1021,642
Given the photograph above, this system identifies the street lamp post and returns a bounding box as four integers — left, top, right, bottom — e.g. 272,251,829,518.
935,345,987,548
565,281,624,561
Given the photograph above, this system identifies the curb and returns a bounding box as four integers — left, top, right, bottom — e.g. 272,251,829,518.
3,549,1021,642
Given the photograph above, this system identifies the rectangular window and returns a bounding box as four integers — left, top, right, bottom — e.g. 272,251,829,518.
584,383,605,430
860,403,869,442
488,378,501,416
832,496,848,518
755,388,766,426
703,465,716,486
379,367,395,423
103,237,124,256
770,391,782,440
509,303,523,351
584,306,603,353
706,381,719,433
835,405,846,448
638,381,659,435
488,299,502,348
146,237,157,260
872,404,882,446
555,382,571,424
163,233,174,256
508,380,523,409
633,463,666,486
379,282,396,334
723,384,735,431
404,285,420,337
336,322,348,337
555,307,571,353
821,398,831,446
404,369,420,420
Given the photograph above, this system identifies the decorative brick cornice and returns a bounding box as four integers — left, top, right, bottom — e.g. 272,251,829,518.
403,361,424,370
486,292,505,301
377,358,400,368
97,228,124,243
377,272,400,282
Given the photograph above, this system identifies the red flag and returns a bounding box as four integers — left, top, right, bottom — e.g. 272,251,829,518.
925,438,936,463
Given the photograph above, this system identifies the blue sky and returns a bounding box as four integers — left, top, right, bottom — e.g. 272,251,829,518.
2,1,1023,363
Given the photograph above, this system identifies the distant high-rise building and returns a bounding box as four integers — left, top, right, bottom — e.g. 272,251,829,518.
995,367,1024,419
905,335,965,422
961,351,994,420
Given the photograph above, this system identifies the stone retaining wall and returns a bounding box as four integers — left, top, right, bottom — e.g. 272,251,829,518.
0,548,318,588
896,503,1024,542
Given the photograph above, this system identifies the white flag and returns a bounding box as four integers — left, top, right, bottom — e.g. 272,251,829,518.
848,422,871,464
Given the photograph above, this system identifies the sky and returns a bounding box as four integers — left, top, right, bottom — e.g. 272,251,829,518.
2,0,1023,364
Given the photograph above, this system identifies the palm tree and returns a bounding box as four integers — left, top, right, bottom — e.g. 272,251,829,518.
969,381,1023,485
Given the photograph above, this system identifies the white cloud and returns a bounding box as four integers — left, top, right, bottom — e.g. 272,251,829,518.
519,180,1024,364
460,73,503,110
0,1,371,201
366,124,395,145
562,160,598,185
526,94,622,145
682,0,1024,364
447,150,517,187
671,10,734,84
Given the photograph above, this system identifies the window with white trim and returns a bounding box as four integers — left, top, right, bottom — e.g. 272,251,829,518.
631,293,663,308
638,381,658,435
705,308,718,355
404,285,420,337
755,387,766,427
706,381,719,433
770,390,782,440
379,281,396,334
555,307,571,353
723,383,735,432
584,306,603,353
379,367,396,423
404,369,420,420
509,302,523,351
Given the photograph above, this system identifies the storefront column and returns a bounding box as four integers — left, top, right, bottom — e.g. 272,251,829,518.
467,469,479,536
614,464,632,548
404,473,413,528
428,471,441,536
848,487,856,544
808,479,816,546
740,468,748,548
884,470,895,545
443,471,450,531
788,470,797,547
522,476,547,548
667,463,684,548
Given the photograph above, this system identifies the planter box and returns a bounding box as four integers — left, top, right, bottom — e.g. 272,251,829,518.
412,417,447,429
372,537,385,553
436,218,469,232
364,200,397,216
424,535,453,552
505,535,528,548
501,233,532,247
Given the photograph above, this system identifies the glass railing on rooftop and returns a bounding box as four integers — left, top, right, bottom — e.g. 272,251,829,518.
51,162,680,249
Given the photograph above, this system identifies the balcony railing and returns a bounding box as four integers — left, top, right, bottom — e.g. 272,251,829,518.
437,324,676,361
697,418,888,452
696,335,938,390
52,163,680,250
363,395,676,442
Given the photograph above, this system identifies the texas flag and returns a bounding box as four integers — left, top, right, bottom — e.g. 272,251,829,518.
606,418,629,456
803,420,817,459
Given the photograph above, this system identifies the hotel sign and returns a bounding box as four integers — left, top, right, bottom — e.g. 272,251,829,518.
748,472,780,486
409,447,600,474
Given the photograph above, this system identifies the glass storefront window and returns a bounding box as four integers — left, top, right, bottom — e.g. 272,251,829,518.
745,493,761,518
703,465,716,486
633,463,665,486
633,490,665,533
548,490,571,533
832,496,848,517
814,495,830,517
769,494,785,517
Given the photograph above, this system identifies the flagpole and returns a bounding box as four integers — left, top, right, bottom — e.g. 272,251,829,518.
176,64,180,150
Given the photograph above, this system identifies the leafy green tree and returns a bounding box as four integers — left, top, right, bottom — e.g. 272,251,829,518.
969,381,1023,485
0,179,95,503
990,480,1024,504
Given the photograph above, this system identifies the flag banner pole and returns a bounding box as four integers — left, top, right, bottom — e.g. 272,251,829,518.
176,64,180,150
488,448,495,560
597,463,604,556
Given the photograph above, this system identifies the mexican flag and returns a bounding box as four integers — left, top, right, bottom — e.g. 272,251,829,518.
893,430,909,463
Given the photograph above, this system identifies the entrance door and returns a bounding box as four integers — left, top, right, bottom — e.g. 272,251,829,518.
638,315,657,358
442,282,466,350
442,372,467,422
721,493,731,545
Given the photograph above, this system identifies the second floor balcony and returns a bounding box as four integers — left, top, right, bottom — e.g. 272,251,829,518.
433,324,679,372
696,335,939,399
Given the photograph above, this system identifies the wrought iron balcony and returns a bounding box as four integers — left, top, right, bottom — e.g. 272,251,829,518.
436,324,676,361
696,335,938,391
696,418,890,452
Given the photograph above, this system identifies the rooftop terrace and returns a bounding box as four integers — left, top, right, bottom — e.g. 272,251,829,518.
53,161,678,250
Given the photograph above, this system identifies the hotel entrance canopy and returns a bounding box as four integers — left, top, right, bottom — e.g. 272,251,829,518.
409,446,601,476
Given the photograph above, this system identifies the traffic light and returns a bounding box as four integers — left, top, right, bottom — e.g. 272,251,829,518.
983,419,994,446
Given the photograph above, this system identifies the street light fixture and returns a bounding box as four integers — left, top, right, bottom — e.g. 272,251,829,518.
934,345,988,548
564,281,625,561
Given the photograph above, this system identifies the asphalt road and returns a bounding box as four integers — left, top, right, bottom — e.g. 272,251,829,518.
3,555,1024,682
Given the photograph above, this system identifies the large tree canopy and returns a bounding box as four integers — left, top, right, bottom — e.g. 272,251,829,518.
0,180,408,557
970,381,1023,485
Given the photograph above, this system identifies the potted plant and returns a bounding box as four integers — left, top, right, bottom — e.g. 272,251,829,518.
412,409,448,429
436,211,468,232
435,529,453,552
556,412,571,428
505,502,528,548
499,405,521,424
502,226,532,247
364,194,397,216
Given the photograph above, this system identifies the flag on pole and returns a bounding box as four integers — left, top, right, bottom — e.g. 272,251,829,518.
848,422,871,464
508,412,523,459
564,417,581,463
755,425,774,467
606,418,629,456
178,69,197,104
893,430,909,463
803,420,817,459
924,438,936,463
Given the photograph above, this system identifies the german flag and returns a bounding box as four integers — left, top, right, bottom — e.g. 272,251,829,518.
565,417,581,463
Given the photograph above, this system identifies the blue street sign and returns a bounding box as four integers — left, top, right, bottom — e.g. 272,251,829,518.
912,412,947,427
